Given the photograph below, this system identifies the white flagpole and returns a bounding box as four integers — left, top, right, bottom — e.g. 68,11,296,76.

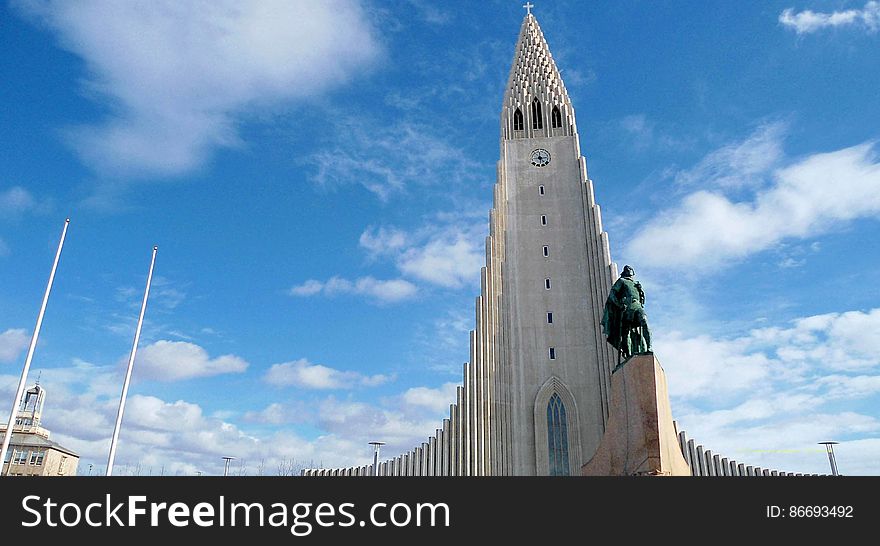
0,218,70,476
106,245,157,476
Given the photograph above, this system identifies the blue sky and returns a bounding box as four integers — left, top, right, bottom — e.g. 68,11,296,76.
1,0,879,476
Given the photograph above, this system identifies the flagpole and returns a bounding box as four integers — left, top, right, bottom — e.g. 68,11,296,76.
0,218,70,476
106,245,157,476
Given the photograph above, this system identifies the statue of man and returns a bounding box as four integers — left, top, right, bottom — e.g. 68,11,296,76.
601,265,652,363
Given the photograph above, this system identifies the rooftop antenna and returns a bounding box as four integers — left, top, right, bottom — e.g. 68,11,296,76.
0,218,70,476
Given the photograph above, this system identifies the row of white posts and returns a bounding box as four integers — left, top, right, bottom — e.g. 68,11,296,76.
0,219,158,477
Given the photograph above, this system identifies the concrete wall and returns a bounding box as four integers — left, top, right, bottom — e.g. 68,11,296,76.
2,447,78,477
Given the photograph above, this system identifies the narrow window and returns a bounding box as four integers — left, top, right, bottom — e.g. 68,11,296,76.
549,347,556,360
539,185,545,195
541,215,547,226
551,105,563,128
542,245,549,257
545,278,551,290
547,312,553,324
547,393,570,476
12,449,28,465
531,98,543,129
513,108,524,131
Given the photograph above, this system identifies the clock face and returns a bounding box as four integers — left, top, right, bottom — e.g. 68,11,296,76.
530,148,551,167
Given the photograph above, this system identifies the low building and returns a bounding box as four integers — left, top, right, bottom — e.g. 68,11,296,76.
1,383,79,476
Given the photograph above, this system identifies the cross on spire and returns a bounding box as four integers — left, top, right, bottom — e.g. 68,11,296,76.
523,2,534,15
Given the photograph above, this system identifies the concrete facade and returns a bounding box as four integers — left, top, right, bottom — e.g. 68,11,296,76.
497,12,618,476
1,384,79,477
303,12,617,477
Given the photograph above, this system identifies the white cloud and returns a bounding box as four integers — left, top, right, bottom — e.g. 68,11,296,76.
780,1,880,34
814,374,880,399
676,408,879,474
673,122,786,190
661,308,880,402
4,360,428,474
133,340,249,381
115,276,187,312
288,279,324,296
264,358,393,390
656,333,772,400
0,328,29,363
243,402,312,425
0,186,36,215
402,382,459,413
413,307,472,374
314,396,445,455
404,0,451,25
619,114,679,151
359,226,409,258
310,120,487,201
109,394,266,475
620,114,653,141
659,308,880,474
288,276,418,303
125,395,204,432
359,220,486,290
15,0,380,177
398,228,484,288
350,277,418,302
296,214,487,303
627,128,880,270
771,309,880,370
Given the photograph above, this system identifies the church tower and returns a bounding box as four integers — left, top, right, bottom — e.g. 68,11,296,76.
493,11,618,475
302,10,619,478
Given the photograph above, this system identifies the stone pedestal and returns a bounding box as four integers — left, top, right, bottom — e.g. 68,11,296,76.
582,354,690,476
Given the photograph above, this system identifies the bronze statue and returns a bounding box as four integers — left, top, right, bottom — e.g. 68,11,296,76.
601,265,652,365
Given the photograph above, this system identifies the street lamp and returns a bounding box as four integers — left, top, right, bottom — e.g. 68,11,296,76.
818,441,840,476
222,456,236,477
368,441,385,476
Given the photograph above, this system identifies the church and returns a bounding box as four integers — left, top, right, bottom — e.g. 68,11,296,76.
303,9,620,476
303,8,821,478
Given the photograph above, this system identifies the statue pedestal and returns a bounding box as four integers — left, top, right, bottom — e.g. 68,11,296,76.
582,353,691,476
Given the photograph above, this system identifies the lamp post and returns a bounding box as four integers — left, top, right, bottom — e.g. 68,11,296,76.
222,456,236,477
368,441,385,476
818,441,840,476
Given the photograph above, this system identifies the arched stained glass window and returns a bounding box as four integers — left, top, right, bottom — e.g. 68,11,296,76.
531,98,543,129
551,105,563,128
547,393,570,475
513,108,524,131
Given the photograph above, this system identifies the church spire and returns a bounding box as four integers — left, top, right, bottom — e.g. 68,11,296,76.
501,11,576,140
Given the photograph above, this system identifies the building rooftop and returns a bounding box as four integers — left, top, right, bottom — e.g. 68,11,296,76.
6,431,79,458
